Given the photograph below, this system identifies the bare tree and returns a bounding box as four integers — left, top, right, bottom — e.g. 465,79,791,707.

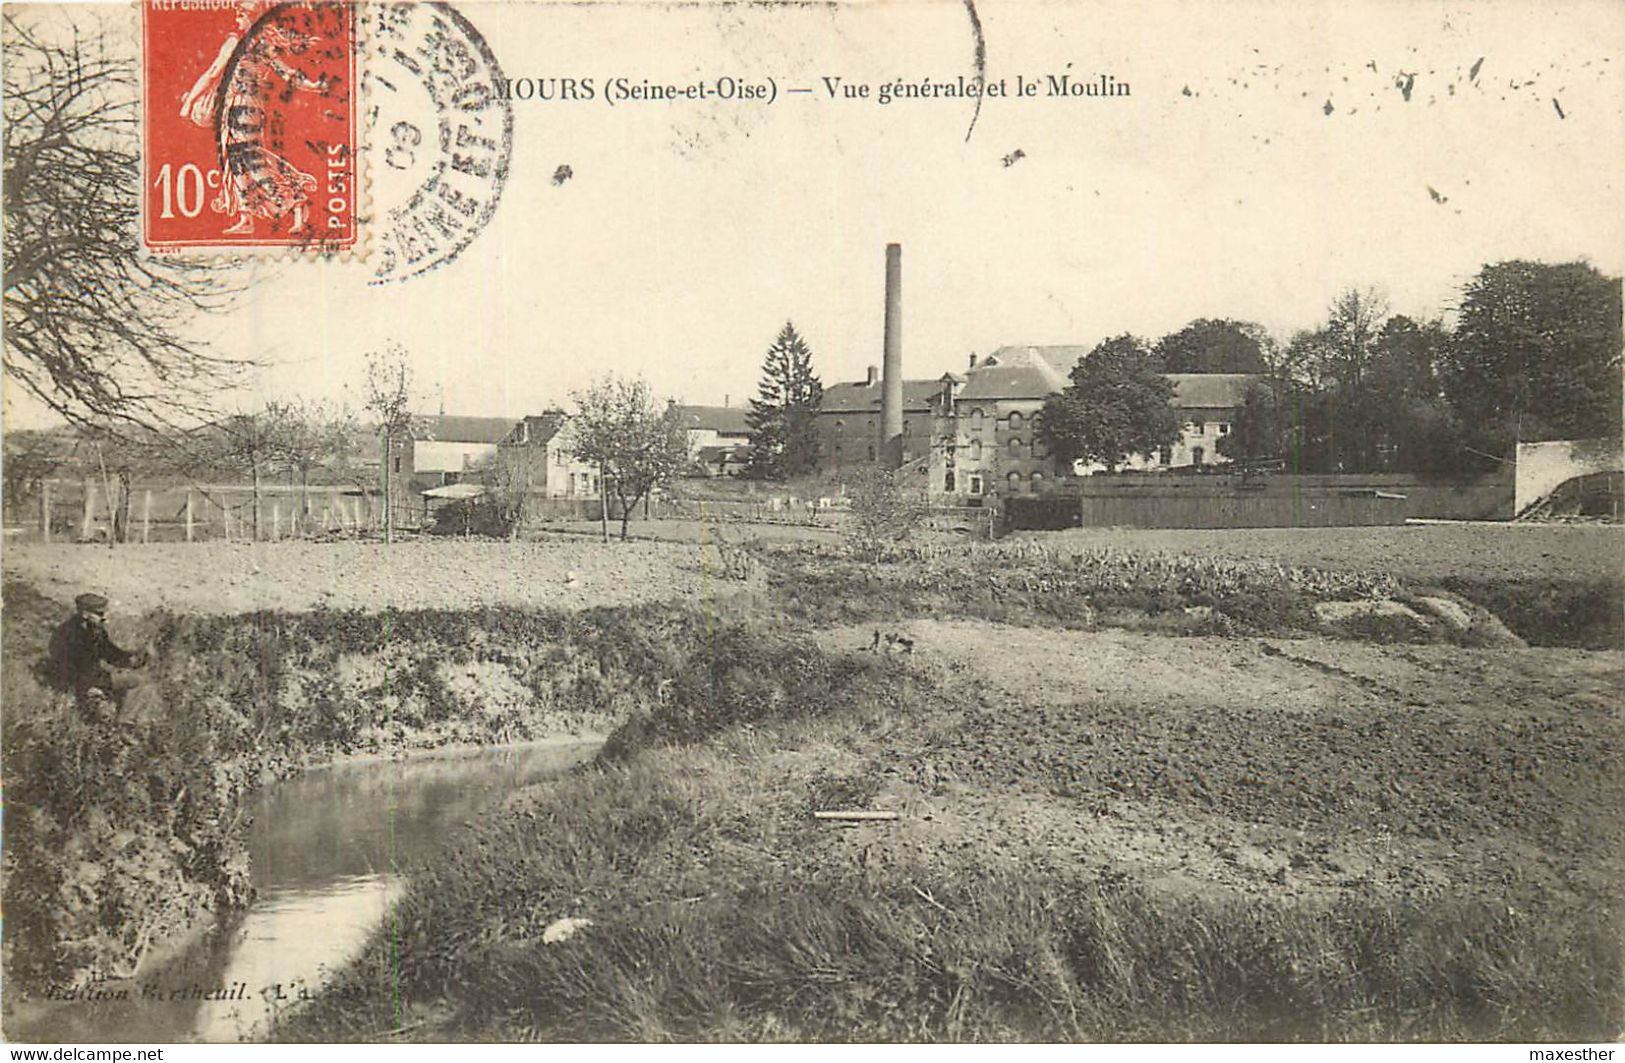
3,9,245,431
363,345,414,544
1,430,61,521
201,406,297,542
268,398,351,529
569,376,688,541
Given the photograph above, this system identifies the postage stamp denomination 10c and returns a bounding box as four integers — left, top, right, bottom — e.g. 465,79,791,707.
142,0,358,252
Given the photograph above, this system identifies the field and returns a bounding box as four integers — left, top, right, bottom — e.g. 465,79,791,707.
275,590,1624,1042
1022,523,1620,584
0,538,722,615
3,521,1622,1042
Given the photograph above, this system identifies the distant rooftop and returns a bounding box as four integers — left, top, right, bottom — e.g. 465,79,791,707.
1166,373,1260,409
960,346,1071,401
410,414,517,444
672,404,751,436
820,377,947,414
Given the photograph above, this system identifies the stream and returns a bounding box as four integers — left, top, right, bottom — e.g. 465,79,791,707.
19,739,600,1043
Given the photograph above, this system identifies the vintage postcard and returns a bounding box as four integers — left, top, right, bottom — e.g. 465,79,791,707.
2,0,1622,1049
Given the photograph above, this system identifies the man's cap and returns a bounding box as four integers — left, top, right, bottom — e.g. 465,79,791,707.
74,592,109,614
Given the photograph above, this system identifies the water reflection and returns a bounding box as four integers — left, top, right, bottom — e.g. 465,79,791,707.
12,740,599,1043
194,873,404,1042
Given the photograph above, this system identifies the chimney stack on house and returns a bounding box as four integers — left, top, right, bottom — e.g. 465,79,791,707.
880,242,904,469
866,365,880,386
968,352,977,370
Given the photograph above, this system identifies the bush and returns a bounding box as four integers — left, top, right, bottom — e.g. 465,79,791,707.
426,497,518,539
845,465,925,561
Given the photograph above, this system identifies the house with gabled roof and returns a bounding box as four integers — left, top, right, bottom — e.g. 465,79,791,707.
672,404,753,476
954,346,1076,497
381,413,519,520
499,410,603,498
408,414,515,486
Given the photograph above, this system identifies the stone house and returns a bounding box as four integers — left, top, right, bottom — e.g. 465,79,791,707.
1084,373,1259,473
498,410,603,498
813,365,958,475
953,346,1082,498
672,404,752,475
380,414,517,524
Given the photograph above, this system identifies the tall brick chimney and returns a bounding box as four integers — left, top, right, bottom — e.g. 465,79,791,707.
880,243,903,469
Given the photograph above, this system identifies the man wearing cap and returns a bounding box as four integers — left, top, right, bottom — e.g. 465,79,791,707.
45,593,150,703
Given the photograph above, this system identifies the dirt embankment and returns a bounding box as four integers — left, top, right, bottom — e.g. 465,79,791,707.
812,620,1625,905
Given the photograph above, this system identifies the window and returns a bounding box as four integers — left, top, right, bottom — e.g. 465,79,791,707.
1159,447,1171,466
1194,421,1208,435
1008,411,1023,430
1218,423,1232,436
866,444,876,461
1008,437,1023,458
834,420,844,434
968,474,983,496
1192,446,1205,466
1030,471,1044,491
1007,471,1022,493
970,439,983,461
903,419,911,436
393,457,402,473
972,408,984,429
1033,438,1048,459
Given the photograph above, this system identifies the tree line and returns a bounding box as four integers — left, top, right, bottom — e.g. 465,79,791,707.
1040,260,1622,476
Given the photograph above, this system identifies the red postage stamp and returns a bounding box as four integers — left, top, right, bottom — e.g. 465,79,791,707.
142,0,358,252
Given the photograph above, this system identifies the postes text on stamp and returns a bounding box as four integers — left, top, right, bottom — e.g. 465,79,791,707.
143,0,358,252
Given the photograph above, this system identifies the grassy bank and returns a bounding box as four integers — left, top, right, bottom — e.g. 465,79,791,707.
7,534,1620,1040
276,624,1624,1042
0,581,736,992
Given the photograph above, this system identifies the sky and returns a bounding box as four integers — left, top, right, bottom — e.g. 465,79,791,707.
5,0,1623,428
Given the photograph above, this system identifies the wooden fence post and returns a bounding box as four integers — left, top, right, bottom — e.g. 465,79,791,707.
142,490,152,543
185,491,195,542
272,502,281,541
80,479,95,540
41,482,51,543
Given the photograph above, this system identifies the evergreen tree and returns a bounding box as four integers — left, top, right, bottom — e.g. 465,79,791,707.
745,322,823,480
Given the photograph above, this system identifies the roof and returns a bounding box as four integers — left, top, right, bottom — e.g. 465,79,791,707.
819,378,945,414
697,443,750,463
959,346,1071,401
672,404,751,435
980,345,1091,376
421,482,487,499
1166,374,1260,409
505,411,569,446
410,414,517,444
